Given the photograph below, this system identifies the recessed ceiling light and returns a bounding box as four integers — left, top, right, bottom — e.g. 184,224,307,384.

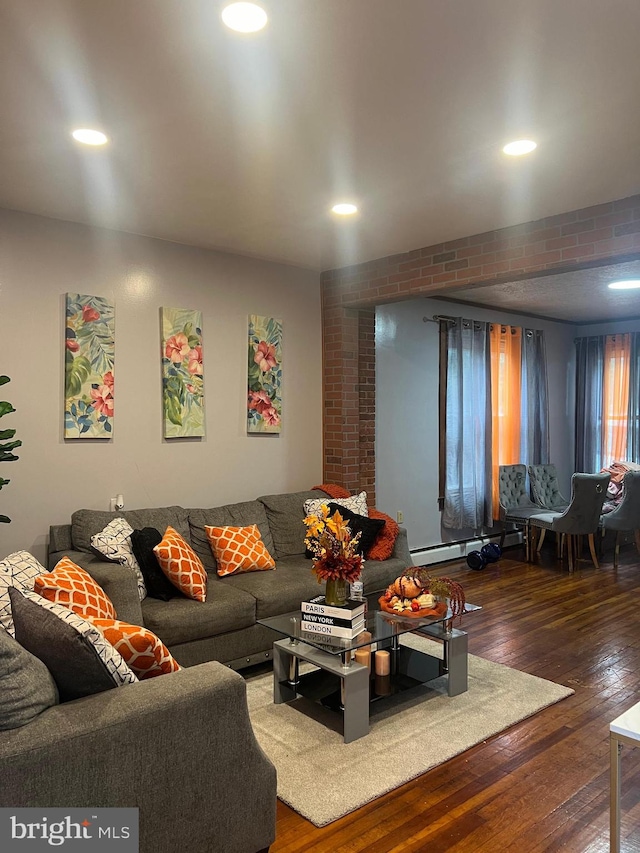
222,2,268,32
72,128,108,146
608,279,640,290
331,203,358,216
502,139,537,156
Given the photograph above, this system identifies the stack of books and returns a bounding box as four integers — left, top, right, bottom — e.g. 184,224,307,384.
300,596,366,638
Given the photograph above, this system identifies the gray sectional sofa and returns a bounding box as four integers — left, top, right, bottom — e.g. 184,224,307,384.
0,660,277,853
48,489,411,670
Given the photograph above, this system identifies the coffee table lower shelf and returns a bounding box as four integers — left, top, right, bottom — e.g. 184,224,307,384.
272,622,468,743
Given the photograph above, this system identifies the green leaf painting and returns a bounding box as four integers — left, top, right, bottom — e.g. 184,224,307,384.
247,314,282,434
64,293,115,439
161,307,205,438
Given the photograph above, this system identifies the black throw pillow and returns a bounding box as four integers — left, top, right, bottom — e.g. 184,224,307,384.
327,503,385,557
130,528,183,601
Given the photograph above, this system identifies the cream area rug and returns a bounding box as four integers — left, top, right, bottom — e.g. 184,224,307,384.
245,634,573,827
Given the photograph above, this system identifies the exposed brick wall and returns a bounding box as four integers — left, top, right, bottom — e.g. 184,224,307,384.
358,309,376,506
320,194,640,496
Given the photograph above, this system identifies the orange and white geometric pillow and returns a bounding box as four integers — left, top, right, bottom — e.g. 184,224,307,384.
205,524,276,577
153,526,207,602
90,618,181,679
34,557,117,621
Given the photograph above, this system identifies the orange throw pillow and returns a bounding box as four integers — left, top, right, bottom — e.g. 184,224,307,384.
366,509,400,561
34,557,116,620
153,526,207,602
90,618,181,679
205,524,276,577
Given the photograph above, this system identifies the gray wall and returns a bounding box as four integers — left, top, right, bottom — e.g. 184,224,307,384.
376,297,575,553
0,209,322,563
575,318,640,336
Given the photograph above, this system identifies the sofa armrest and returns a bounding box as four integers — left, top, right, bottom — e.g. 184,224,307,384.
47,549,144,627
392,526,411,566
0,662,277,853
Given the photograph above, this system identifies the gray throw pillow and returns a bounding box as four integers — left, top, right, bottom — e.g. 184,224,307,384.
0,626,59,730
9,587,137,702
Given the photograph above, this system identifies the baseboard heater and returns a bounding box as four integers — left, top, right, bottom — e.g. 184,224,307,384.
409,531,522,567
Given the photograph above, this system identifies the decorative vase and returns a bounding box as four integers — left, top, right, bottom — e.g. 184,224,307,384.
325,578,347,607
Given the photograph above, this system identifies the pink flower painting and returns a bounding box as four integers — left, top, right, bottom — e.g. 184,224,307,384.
247,315,282,434
161,307,205,438
64,293,115,438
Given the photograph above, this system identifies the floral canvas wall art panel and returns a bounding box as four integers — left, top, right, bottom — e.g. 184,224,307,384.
248,314,282,434
161,307,205,438
64,293,115,439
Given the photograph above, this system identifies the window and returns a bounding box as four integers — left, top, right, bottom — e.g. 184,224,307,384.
439,317,548,530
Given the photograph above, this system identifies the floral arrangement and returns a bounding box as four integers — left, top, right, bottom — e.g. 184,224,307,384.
303,505,364,583
379,567,466,619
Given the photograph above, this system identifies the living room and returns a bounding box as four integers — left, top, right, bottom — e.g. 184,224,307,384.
2,2,640,852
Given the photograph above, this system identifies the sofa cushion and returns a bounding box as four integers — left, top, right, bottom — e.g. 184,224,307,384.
9,587,138,702
71,506,190,553
206,525,276,576
0,626,59,730
188,502,276,573
223,555,322,619
34,557,117,621
141,576,256,646
257,491,325,558
360,553,409,594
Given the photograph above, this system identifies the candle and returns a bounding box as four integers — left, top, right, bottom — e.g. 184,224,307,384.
354,647,371,671
374,674,391,696
375,650,390,676
359,631,372,645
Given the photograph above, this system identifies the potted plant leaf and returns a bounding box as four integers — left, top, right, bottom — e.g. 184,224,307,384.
0,376,21,524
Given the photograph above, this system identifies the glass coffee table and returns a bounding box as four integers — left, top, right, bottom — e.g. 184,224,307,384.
258,593,480,743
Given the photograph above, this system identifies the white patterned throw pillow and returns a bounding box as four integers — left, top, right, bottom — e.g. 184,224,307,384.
91,517,147,601
0,550,47,637
304,491,369,519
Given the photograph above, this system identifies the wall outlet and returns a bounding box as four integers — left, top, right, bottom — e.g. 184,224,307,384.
396,510,404,524
110,497,117,512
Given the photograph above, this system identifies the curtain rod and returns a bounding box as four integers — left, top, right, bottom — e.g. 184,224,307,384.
427,314,538,336
424,314,456,324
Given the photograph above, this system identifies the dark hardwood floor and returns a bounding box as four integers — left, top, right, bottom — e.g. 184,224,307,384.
269,540,640,853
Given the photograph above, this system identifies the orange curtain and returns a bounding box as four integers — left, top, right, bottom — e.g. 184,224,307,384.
490,325,522,517
602,334,630,466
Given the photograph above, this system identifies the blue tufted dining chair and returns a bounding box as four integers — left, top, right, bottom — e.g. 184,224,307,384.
602,471,640,568
498,464,543,560
528,463,570,511
529,472,610,571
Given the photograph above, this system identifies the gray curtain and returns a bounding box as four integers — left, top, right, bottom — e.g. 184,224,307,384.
442,318,493,530
628,332,640,463
520,328,550,466
575,336,604,472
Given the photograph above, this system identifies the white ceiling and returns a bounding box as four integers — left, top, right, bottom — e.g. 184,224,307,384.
1,0,640,319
